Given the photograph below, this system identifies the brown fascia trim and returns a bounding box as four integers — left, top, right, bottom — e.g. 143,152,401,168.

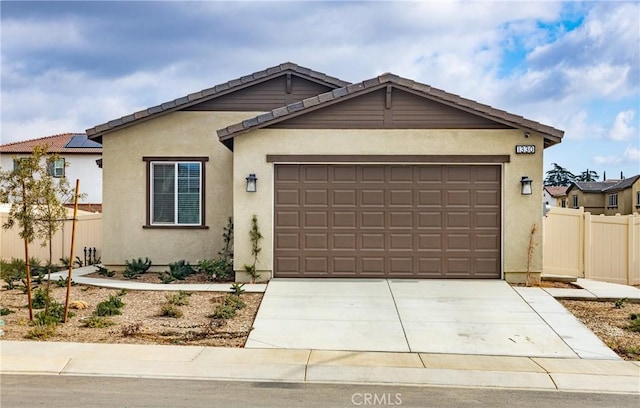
142,156,210,162
266,155,510,163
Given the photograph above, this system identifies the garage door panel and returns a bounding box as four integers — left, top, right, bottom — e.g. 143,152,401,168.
304,190,328,206
418,190,443,206
304,211,328,228
275,233,300,250
389,233,413,250
389,212,413,228
305,257,328,272
362,190,385,206
276,211,300,228
276,190,300,206
333,234,357,250
361,257,385,274
447,190,471,207
305,233,328,249
362,234,384,249
304,166,328,182
274,164,501,279
332,166,357,182
333,190,357,206
389,189,413,206
362,212,384,228
418,212,442,228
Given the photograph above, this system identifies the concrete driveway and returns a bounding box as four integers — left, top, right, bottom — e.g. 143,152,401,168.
245,279,618,359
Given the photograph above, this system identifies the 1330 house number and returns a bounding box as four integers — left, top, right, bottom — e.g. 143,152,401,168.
515,145,536,154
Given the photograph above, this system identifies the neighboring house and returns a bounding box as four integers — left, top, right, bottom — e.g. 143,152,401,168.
543,186,568,207
0,133,103,210
565,175,640,215
86,62,564,283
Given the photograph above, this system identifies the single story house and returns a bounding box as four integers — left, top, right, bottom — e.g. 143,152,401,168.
0,133,103,211
86,62,564,283
566,175,640,215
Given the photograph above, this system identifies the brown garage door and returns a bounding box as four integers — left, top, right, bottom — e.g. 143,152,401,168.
274,164,501,278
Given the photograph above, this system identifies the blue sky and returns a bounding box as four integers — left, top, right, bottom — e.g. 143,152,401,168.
1,0,638,179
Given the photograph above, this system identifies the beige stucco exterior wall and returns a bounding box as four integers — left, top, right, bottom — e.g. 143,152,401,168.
604,180,640,215
232,128,545,283
101,111,259,268
571,191,605,215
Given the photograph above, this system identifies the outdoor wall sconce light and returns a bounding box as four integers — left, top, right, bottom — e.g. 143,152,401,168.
520,176,533,195
246,173,258,192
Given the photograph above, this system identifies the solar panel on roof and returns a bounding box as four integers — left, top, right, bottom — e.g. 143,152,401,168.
65,135,102,148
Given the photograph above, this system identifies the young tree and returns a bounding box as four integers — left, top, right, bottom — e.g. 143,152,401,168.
0,145,75,319
544,163,576,186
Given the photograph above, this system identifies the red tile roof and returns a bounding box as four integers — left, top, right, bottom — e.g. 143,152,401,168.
543,186,569,197
0,133,102,154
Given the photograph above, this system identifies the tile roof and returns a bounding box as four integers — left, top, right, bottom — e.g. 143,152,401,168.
217,73,565,149
602,175,640,192
544,186,569,197
86,62,350,141
0,133,102,154
567,175,640,193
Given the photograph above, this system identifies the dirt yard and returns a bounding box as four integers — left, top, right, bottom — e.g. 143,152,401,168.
1,280,638,361
0,282,262,347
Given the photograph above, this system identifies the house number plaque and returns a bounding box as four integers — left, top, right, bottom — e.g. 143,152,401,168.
515,145,536,154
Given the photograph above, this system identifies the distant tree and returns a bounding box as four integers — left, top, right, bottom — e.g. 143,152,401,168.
544,163,575,186
575,169,599,182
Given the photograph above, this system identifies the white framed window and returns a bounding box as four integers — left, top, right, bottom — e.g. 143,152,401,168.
144,157,208,228
637,191,640,208
48,158,65,178
607,193,618,208
561,198,567,208
571,195,578,208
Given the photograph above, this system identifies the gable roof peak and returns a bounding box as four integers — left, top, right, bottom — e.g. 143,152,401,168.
218,72,565,149
86,62,350,141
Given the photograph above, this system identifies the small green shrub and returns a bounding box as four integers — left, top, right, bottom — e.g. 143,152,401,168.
96,265,115,277
168,260,195,280
614,298,628,309
24,323,57,340
198,258,233,281
628,313,640,332
230,282,245,296
55,276,75,287
34,301,73,325
224,295,246,310
166,291,190,306
123,257,152,279
0,307,14,316
159,303,184,318
95,294,125,316
158,272,175,284
0,258,26,289
212,304,237,319
82,316,115,328
32,288,51,309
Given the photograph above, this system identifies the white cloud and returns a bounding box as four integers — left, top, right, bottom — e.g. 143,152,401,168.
593,154,623,165
624,146,640,161
608,110,637,141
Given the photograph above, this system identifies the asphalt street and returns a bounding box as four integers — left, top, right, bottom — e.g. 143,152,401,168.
1,375,637,408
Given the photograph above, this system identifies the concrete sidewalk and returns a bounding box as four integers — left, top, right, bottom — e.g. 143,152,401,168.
1,341,638,393
4,269,638,393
